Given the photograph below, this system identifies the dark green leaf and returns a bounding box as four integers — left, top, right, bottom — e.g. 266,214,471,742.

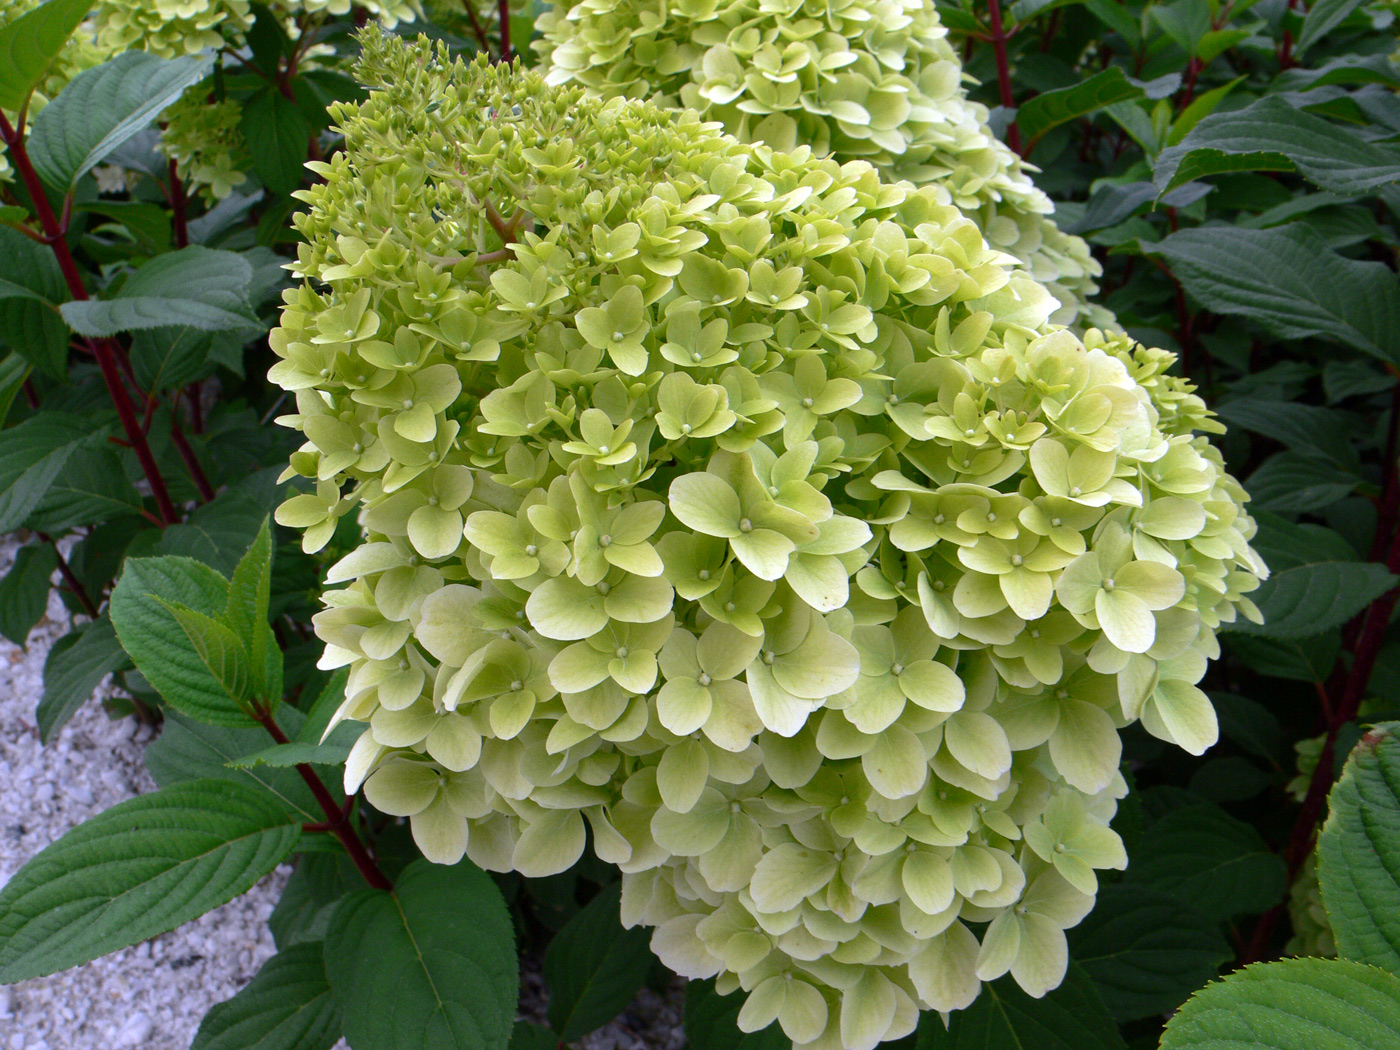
1154,97,1400,196
268,853,359,949
110,555,261,726
0,413,104,533
0,0,95,110
74,200,173,255
1228,631,1340,684
1246,452,1362,513
27,52,212,191
0,779,299,982
297,667,350,747
192,941,341,1050
129,326,222,392
685,979,788,1050
37,613,129,741
152,489,273,576
0,226,68,380
1124,803,1286,921
1213,399,1357,466
1297,0,1368,54
1227,561,1396,640
916,964,1126,1050
1017,68,1145,147
226,518,277,704
543,882,652,1040
240,89,311,196
0,352,30,425
144,709,323,822
1149,225,1400,363
1067,884,1230,1022
1160,957,1400,1050
25,445,145,533
245,4,293,75
325,858,518,1050
508,1023,558,1050
0,542,57,646
1319,722,1400,973
1210,692,1285,762
60,245,261,338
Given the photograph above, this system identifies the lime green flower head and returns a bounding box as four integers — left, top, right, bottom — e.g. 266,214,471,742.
534,0,1109,328
271,31,1263,1049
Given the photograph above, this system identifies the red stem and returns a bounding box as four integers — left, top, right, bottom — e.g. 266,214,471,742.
168,158,188,249
255,709,392,890
987,0,1022,154
170,402,216,502
38,531,100,618
0,111,179,526
497,0,512,62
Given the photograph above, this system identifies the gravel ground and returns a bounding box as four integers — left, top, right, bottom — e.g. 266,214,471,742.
0,536,687,1050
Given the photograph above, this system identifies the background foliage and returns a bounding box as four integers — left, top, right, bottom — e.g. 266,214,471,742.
0,0,1395,1047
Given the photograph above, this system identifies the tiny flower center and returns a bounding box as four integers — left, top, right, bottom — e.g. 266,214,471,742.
891,663,904,676
738,518,753,533
801,397,814,408
615,646,629,659
1011,554,1023,566
598,444,610,455
725,601,737,612
1050,517,1062,527
1070,486,1082,497
1103,578,1115,591
612,330,626,343
599,535,612,547
762,650,776,665
509,680,523,692
697,569,711,580
698,673,712,686
525,544,538,556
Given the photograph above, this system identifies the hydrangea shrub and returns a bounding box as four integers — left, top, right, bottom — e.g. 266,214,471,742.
272,30,1265,1050
534,0,1110,329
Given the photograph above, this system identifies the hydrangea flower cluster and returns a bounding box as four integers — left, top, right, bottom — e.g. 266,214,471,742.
271,31,1264,1050
533,0,1108,330
156,88,250,200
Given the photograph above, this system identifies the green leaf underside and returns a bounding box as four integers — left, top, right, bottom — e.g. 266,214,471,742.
0,414,104,534
543,882,653,1041
1017,67,1145,145
28,52,213,191
60,246,261,339
1160,957,1400,1050
1155,96,1400,195
0,779,299,982
191,941,342,1050
1148,225,1400,364
1319,723,1400,974
0,543,59,647
324,859,518,1050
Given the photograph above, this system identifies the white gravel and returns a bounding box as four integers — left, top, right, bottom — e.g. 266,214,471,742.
0,538,288,1050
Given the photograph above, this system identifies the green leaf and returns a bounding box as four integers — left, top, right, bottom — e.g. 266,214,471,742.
60,246,261,338
240,88,311,196
1226,562,1396,640
1228,631,1340,684
1146,226,1400,364
0,226,68,381
1066,884,1231,1022
916,964,1126,1050
229,741,352,769
324,858,518,1050
1319,722,1400,974
297,667,350,748
0,778,299,982
1297,0,1368,55
508,1023,559,1050
0,352,30,426
110,555,262,726
37,613,130,741
1017,67,1145,148
144,710,324,822
269,854,358,949
0,0,94,110
226,517,278,703
0,413,103,533
192,941,341,1050
74,200,173,255
1213,399,1357,466
0,542,58,646
25,445,146,533
27,52,213,191
1154,97,1400,196
157,599,255,710
685,979,788,1050
1245,452,1362,514
152,488,273,575
1123,802,1286,921
1160,957,1400,1050
129,326,222,392
543,882,652,1040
